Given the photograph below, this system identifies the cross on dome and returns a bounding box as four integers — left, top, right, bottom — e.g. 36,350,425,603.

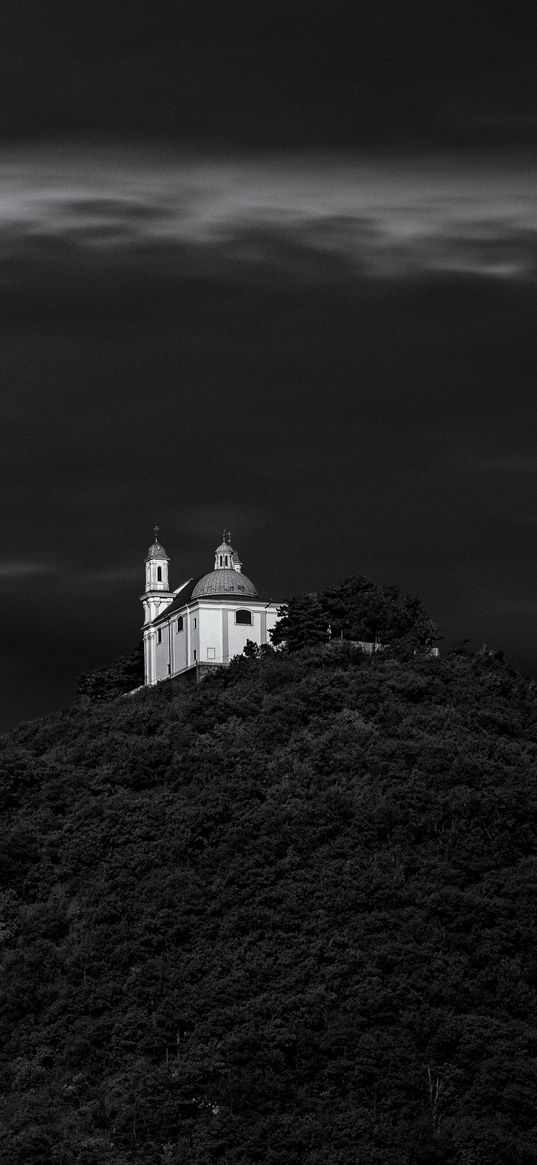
216,529,232,550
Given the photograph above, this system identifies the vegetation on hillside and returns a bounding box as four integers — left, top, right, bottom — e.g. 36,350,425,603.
270,575,439,652
2,585,537,1163
75,642,145,703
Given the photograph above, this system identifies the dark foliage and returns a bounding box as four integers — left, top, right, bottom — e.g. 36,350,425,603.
270,593,330,652
75,642,145,703
271,575,439,652
2,639,537,1163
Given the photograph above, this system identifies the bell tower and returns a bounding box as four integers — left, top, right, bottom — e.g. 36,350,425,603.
141,526,173,625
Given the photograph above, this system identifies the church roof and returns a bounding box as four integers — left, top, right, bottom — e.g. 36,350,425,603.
151,577,199,625
191,568,258,600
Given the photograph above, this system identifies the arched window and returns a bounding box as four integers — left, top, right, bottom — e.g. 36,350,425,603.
157,628,162,644
235,609,252,626
225,555,229,566
157,566,162,581
176,617,183,633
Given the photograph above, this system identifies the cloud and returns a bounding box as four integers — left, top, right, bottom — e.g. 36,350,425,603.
62,198,170,222
0,561,55,578
0,148,535,285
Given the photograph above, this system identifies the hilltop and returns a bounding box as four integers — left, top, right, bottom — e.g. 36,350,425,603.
2,636,537,1164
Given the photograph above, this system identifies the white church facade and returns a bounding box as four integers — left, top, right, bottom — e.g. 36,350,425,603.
141,531,281,686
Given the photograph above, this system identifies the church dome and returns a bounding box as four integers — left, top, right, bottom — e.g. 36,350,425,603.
192,568,258,599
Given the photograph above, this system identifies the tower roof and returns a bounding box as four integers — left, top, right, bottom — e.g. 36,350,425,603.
214,530,233,555
145,525,169,562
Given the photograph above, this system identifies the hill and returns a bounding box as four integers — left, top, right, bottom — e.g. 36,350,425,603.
2,641,537,1164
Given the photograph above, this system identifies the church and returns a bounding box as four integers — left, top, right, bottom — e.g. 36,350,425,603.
141,530,281,686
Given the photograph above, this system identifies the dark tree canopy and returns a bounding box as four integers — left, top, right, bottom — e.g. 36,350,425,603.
1,627,537,1163
75,641,144,703
270,592,330,652
271,574,439,652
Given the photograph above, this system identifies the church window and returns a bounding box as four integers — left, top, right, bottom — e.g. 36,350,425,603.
225,555,228,565
235,609,252,625
157,628,162,644
193,649,197,661
194,617,197,628
157,566,162,581
177,617,183,633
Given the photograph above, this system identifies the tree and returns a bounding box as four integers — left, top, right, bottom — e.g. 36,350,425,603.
4,633,537,1163
271,576,440,654
320,575,439,648
270,594,330,652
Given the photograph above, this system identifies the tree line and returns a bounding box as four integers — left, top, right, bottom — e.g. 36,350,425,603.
1,577,537,1163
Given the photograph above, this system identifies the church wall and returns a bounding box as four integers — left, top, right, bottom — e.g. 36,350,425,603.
154,626,171,682
172,613,189,674
146,599,282,685
226,605,262,660
265,606,279,642
143,628,155,685
224,601,280,660
198,604,223,664
189,606,199,666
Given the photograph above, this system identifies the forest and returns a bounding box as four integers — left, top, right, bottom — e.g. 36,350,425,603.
2,578,537,1164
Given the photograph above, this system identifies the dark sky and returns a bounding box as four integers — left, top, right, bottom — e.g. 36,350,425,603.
1,1,537,730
